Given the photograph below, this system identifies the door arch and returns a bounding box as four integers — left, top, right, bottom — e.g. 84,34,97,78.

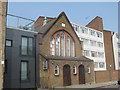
78,65,85,84
63,64,71,86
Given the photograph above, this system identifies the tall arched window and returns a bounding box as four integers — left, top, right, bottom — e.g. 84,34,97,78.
50,37,55,55
71,40,75,57
56,34,60,56
66,36,70,56
61,32,65,56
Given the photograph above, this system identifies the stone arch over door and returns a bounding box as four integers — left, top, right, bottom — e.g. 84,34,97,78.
63,64,71,86
78,65,85,84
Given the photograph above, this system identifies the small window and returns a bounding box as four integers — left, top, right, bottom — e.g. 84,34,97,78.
73,65,77,75
88,67,90,73
62,23,65,27
83,50,90,57
6,40,12,47
94,62,98,68
43,61,48,70
99,62,105,68
54,65,59,76
91,51,97,57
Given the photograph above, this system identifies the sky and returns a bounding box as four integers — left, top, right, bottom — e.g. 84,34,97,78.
8,2,118,32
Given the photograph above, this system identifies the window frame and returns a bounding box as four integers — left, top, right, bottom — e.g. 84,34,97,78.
43,60,48,70
20,61,29,81
73,65,77,75
21,36,34,56
50,37,55,55
6,39,12,47
54,65,59,76
56,34,61,56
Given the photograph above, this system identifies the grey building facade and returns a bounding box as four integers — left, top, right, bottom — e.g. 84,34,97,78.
4,27,39,89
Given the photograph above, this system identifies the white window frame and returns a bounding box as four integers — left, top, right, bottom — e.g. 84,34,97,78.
43,61,48,70
99,62,105,68
88,67,91,73
73,65,77,75
54,65,59,76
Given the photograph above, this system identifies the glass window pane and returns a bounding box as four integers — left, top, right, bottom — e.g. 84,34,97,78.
61,33,65,56
21,37,27,55
21,61,28,80
6,40,12,47
50,37,55,55
28,38,33,55
56,35,60,56
66,37,70,56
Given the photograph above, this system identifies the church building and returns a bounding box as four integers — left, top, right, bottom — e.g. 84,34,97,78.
34,12,95,88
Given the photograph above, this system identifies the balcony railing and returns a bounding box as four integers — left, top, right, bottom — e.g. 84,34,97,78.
7,14,35,31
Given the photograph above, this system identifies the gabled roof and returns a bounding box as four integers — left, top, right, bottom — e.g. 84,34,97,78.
35,12,82,44
35,18,56,34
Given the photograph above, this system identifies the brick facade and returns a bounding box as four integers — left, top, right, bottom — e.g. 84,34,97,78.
0,1,7,89
86,16,120,83
35,12,95,88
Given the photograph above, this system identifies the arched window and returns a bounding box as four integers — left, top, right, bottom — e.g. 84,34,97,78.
56,34,60,56
71,40,75,57
66,36,70,56
61,32,65,56
54,65,59,75
73,65,77,75
50,37,55,55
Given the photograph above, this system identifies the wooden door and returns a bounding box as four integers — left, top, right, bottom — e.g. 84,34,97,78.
63,64,71,86
79,65,85,84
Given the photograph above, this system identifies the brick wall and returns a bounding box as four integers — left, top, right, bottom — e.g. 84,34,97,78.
0,1,7,89
39,13,83,57
95,30,119,83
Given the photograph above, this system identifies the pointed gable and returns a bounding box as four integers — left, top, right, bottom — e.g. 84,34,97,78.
35,12,81,44
35,12,83,57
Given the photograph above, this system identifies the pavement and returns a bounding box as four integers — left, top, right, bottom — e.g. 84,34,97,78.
55,81,118,88
38,81,118,89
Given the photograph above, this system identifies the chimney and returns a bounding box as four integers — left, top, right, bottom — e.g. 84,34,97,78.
86,16,103,31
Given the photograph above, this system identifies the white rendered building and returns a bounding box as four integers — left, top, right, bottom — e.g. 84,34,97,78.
71,22,106,71
112,32,120,70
